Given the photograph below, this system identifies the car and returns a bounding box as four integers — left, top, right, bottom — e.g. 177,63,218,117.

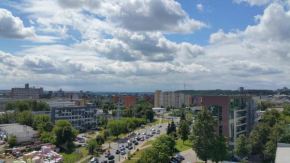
128,146,133,150
125,145,129,148
156,130,160,134
108,155,114,160
134,141,138,145
171,157,181,163
101,161,107,163
136,137,141,141
90,157,98,163
121,150,126,155
146,135,150,139
120,147,125,151
176,154,184,160
142,132,146,135
108,160,114,163
151,128,155,131
159,125,162,128
152,131,156,134
115,150,120,154
140,137,144,141
137,133,140,135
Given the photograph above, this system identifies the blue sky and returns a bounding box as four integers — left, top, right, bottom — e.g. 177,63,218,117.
0,0,290,91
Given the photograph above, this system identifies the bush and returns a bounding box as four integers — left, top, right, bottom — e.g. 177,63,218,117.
8,136,17,147
137,148,139,151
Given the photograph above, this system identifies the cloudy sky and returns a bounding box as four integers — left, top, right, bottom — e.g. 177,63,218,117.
0,0,290,92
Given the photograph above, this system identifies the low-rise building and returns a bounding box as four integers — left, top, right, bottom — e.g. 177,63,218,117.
0,123,38,144
11,83,43,100
275,143,290,163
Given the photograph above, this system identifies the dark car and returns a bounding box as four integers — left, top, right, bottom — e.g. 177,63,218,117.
108,155,114,160
128,146,133,150
101,161,107,163
134,141,139,145
176,154,184,160
115,150,120,154
171,157,181,163
108,160,114,163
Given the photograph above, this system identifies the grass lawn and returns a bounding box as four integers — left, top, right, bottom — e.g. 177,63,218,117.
175,138,192,152
161,119,171,124
141,140,154,147
123,147,151,163
60,147,89,163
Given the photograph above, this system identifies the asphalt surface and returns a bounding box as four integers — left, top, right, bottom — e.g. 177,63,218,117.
96,117,180,163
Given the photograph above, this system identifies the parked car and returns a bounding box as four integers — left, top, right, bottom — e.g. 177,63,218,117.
134,141,138,145
101,161,107,163
152,131,156,134
171,157,181,163
159,125,162,128
121,150,126,155
176,154,184,160
108,155,114,160
90,157,98,163
115,150,120,154
157,130,160,134
108,160,114,163
128,146,133,150
120,147,125,151
140,137,144,141
142,132,146,135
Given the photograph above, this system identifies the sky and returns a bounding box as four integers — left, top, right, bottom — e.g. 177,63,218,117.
0,0,290,92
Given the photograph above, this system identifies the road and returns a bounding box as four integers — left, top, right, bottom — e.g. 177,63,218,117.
95,117,180,163
177,148,212,163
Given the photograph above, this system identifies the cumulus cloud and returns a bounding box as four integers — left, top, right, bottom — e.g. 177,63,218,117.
209,29,240,44
0,8,35,39
234,0,271,6
197,3,204,11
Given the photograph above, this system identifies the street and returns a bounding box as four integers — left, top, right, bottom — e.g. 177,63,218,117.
96,117,180,163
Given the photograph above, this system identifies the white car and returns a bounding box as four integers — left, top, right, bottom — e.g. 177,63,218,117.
142,132,146,135
121,150,126,155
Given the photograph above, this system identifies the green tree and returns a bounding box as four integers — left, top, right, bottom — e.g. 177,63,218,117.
8,135,17,147
32,115,50,130
153,135,175,156
211,135,229,163
36,101,50,111
247,123,271,159
180,109,186,120
191,108,216,163
279,126,290,143
185,113,194,125
96,134,105,151
170,120,176,133
137,148,159,163
18,110,34,126
107,120,124,139
166,122,171,135
4,102,17,111
53,120,78,145
234,134,249,158
261,109,282,127
17,101,30,112
87,139,97,155
177,120,190,143
40,131,54,143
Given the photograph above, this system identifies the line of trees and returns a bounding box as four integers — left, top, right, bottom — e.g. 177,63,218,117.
106,117,146,139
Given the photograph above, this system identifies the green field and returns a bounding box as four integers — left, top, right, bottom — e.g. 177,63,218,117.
141,140,154,147
175,138,192,152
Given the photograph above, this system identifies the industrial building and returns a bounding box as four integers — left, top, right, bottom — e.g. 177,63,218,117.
11,83,43,100
202,96,257,147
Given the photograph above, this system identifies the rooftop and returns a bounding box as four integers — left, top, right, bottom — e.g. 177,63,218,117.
0,123,36,134
275,143,290,163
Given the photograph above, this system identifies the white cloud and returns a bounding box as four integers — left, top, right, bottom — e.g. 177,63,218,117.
0,8,35,39
234,0,271,6
197,3,204,11
209,29,240,44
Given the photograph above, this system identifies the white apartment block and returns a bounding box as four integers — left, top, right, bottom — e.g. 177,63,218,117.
51,104,97,130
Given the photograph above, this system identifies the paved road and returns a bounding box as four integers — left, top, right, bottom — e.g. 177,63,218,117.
95,117,180,163
176,148,212,163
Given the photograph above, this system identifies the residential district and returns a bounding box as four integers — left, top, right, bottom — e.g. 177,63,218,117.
0,84,290,163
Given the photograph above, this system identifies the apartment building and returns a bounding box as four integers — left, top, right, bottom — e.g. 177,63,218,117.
154,90,192,108
11,83,43,100
113,95,137,107
50,104,97,130
202,96,257,147
45,101,75,108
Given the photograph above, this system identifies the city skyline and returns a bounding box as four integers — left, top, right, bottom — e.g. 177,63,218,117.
1,0,290,91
